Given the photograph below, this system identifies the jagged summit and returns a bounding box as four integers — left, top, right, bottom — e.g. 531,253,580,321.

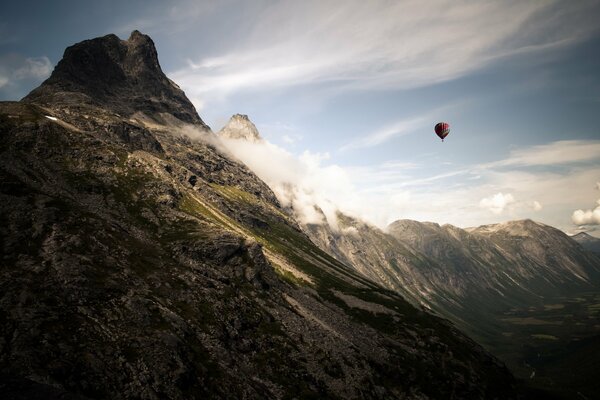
218,114,262,142
24,30,207,127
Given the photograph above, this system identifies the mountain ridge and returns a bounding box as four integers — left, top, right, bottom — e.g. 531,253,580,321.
218,114,262,142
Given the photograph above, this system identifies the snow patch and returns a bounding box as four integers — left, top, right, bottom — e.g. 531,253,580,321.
45,115,58,121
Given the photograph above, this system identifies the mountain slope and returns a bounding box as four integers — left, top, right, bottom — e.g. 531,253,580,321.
0,32,517,399
572,232,600,254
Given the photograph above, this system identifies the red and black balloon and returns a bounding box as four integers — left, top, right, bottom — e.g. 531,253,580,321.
434,122,450,141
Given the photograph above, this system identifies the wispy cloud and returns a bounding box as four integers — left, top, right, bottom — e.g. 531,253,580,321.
12,57,52,80
0,54,52,97
340,99,467,150
169,1,599,106
482,140,600,168
340,115,427,151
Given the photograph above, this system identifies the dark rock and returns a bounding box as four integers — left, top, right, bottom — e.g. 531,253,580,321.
24,31,209,128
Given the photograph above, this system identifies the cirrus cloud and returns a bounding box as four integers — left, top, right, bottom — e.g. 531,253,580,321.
169,1,600,107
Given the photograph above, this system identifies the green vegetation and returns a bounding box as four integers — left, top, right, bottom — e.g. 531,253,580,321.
179,193,220,223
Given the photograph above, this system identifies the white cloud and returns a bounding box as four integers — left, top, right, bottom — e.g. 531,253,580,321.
169,1,599,107
483,140,600,168
219,136,343,227
532,201,543,211
479,192,515,214
572,183,600,226
216,133,421,229
0,54,53,93
572,206,600,226
13,57,52,80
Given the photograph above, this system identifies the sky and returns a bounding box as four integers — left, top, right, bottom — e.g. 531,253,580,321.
1,0,600,235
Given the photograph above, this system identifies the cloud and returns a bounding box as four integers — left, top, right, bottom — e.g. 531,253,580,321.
572,207,600,225
572,182,600,226
479,192,515,214
254,121,304,146
340,99,468,150
12,57,53,80
220,136,352,228
216,132,420,229
340,115,427,151
532,201,543,211
483,140,600,168
169,1,599,107
0,54,53,95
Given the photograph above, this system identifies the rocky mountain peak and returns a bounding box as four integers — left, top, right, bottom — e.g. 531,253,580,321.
572,231,600,253
218,114,262,142
24,31,208,127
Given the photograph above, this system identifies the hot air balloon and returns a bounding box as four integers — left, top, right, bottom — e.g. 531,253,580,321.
434,122,450,141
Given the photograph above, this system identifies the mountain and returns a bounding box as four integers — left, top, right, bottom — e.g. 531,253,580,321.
24,30,208,128
308,216,600,398
218,114,262,142
572,232,600,254
391,219,600,302
0,32,518,399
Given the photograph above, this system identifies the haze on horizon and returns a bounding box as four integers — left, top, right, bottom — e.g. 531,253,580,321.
1,0,600,236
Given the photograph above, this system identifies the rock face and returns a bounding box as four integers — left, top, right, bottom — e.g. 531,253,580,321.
0,32,518,399
24,31,208,128
218,114,262,142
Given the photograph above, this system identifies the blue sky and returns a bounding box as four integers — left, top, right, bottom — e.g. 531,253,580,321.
2,0,600,234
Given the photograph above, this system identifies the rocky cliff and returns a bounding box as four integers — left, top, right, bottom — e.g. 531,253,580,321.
219,114,262,142
0,32,518,399
24,30,208,128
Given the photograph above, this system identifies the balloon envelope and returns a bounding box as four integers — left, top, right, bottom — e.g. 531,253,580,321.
434,122,450,140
